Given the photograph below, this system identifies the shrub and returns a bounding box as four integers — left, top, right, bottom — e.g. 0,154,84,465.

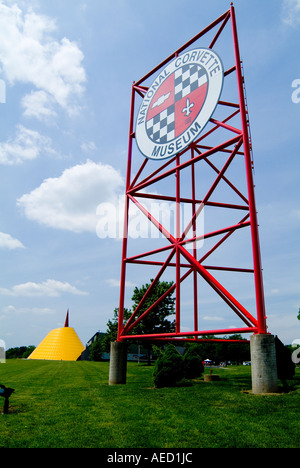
153,344,184,388
183,347,204,379
275,336,295,381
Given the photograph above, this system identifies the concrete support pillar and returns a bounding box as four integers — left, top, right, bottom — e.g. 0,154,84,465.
109,341,127,385
250,334,278,394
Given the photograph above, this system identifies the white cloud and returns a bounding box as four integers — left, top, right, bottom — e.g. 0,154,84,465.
81,141,97,153
0,3,86,118
203,315,224,322
17,160,124,233
0,125,54,165
282,0,300,25
0,232,24,249
21,90,57,120
106,278,136,288
1,305,54,316
0,279,87,297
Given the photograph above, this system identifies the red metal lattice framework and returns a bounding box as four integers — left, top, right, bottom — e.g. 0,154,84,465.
117,5,267,344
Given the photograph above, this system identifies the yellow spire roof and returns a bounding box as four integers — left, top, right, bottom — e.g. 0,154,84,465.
28,312,85,361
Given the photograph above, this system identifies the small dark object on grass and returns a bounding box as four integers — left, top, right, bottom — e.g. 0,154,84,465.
0,384,15,414
204,374,220,382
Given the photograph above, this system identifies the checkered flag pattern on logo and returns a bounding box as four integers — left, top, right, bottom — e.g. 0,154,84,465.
146,64,208,144
146,105,175,144
174,64,207,103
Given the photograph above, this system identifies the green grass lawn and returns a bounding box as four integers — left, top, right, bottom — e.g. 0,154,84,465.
0,359,299,448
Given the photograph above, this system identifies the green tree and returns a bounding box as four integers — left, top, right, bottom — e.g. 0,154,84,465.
6,346,35,359
153,344,184,388
22,346,36,358
297,308,300,321
89,335,105,361
102,307,132,352
183,335,250,365
275,336,295,383
103,280,175,364
130,279,175,364
183,345,204,379
131,280,175,333
221,335,250,364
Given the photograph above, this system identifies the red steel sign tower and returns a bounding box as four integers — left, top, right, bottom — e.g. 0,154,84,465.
116,5,268,347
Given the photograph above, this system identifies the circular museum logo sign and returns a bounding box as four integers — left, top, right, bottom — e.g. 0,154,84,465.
135,48,224,161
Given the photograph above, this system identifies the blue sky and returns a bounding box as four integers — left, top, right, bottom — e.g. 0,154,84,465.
0,0,299,350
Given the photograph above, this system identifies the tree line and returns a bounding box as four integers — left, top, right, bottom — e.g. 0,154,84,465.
5,346,35,359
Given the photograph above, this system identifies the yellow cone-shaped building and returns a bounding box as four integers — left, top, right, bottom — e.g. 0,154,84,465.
28,311,85,361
